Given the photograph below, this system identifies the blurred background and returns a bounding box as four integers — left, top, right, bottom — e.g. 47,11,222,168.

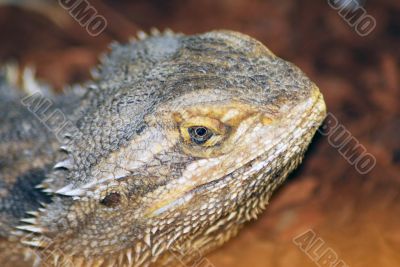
0,0,399,266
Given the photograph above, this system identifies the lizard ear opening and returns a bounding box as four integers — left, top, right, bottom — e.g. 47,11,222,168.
100,192,121,208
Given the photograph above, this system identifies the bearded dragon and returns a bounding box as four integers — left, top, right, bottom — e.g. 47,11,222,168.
0,30,326,267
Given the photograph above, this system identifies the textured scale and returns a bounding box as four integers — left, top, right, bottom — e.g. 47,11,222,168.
0,30,326,266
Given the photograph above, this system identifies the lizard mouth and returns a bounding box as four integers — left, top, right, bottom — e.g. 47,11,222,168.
146,86,326,217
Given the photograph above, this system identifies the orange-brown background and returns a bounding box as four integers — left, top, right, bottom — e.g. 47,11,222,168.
0,1,399,266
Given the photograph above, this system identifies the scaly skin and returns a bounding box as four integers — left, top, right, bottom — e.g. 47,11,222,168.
0,30,326,267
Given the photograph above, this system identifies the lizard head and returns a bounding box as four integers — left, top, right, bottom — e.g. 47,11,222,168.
19,30,326,265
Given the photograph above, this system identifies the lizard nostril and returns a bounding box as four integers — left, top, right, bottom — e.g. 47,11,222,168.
100,192,121,207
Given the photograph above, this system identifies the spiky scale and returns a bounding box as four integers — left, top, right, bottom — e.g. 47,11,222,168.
19,218,37,224
21,239,47,248
144,232,151,248
53,159,73,170
126,248,133,265
16,225,44,233
137,31,148,40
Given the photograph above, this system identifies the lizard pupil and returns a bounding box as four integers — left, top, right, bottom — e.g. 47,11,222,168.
195,127,207,136
188,126,212,145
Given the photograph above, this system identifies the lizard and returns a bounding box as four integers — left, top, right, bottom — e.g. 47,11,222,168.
0,29,326,267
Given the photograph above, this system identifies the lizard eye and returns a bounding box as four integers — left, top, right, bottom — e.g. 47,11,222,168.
177,116,226,148
188,126,213,145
